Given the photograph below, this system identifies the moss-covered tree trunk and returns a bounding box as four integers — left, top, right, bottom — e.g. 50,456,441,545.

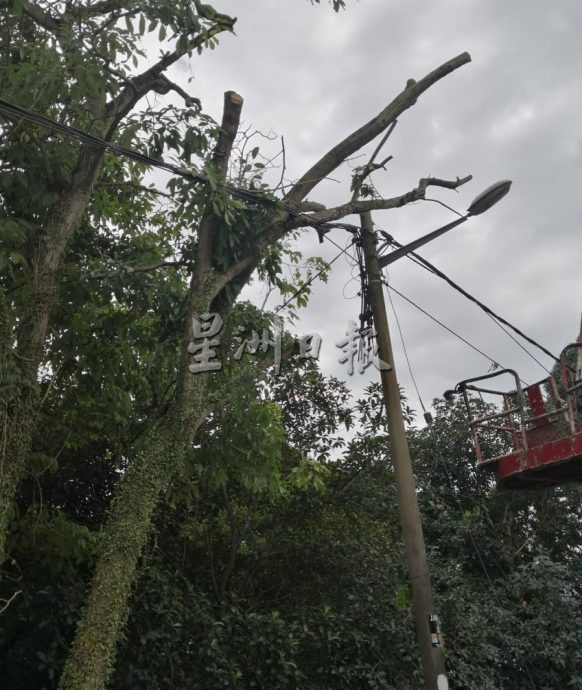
57,398,208,689
57,92,245,690
57,272,220,689
0,4,236,565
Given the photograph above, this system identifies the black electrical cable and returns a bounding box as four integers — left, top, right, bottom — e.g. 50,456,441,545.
404,252,552,373
377,230,559,365
382,278,506,369
385,278,429,417
0,97,206,179
0,97,360,238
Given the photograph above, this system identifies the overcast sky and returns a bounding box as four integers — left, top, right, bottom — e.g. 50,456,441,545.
165,0,581,418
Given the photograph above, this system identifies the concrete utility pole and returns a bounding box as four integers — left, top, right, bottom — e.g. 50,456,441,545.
360,211,448,690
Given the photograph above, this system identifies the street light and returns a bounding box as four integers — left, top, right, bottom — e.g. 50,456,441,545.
378,180,512,269
360,179,511,690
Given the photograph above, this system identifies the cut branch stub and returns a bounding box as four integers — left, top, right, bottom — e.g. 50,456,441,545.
195,91,244,275
212,91,244,176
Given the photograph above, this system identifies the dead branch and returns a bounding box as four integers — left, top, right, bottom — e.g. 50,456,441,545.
350,120,398,202
417,176,472,193
287,175,472,228
0,589,22,615
151,75,201,109
284,52,471,207
276,135,286,191
105,22,234,130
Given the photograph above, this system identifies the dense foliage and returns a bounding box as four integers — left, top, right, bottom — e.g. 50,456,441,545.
2,367,582,688
0,2,348,686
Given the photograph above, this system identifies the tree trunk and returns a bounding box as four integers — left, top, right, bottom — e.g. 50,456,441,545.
57,90,244,690
0,146,105,563
56,414,195,690
57,282,215,690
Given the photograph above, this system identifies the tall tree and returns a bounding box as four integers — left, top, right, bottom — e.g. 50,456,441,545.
1,3,476,687
0,0,236,564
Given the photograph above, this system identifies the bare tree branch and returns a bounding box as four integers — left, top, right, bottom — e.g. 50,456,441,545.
150,75,201,109
276,135,286,191
286,175,473,228
417,176,472,192
0,589,22,615
350,120,398,202
284,52,471,207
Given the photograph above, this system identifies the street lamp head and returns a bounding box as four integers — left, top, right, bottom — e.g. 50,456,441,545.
466,180,512,216
376,179,512,269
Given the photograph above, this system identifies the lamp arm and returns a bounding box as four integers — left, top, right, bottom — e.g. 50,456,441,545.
378,215,468,268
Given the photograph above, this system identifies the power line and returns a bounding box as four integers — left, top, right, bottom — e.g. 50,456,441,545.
385,278,429,418
0,97,359,239
406,250,554,370
405,249,551,373
0,98,203,182
485,314,551,374
382,278,508,371
377,229,559,367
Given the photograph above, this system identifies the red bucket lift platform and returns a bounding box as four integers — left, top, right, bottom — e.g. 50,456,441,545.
446,337,582,490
